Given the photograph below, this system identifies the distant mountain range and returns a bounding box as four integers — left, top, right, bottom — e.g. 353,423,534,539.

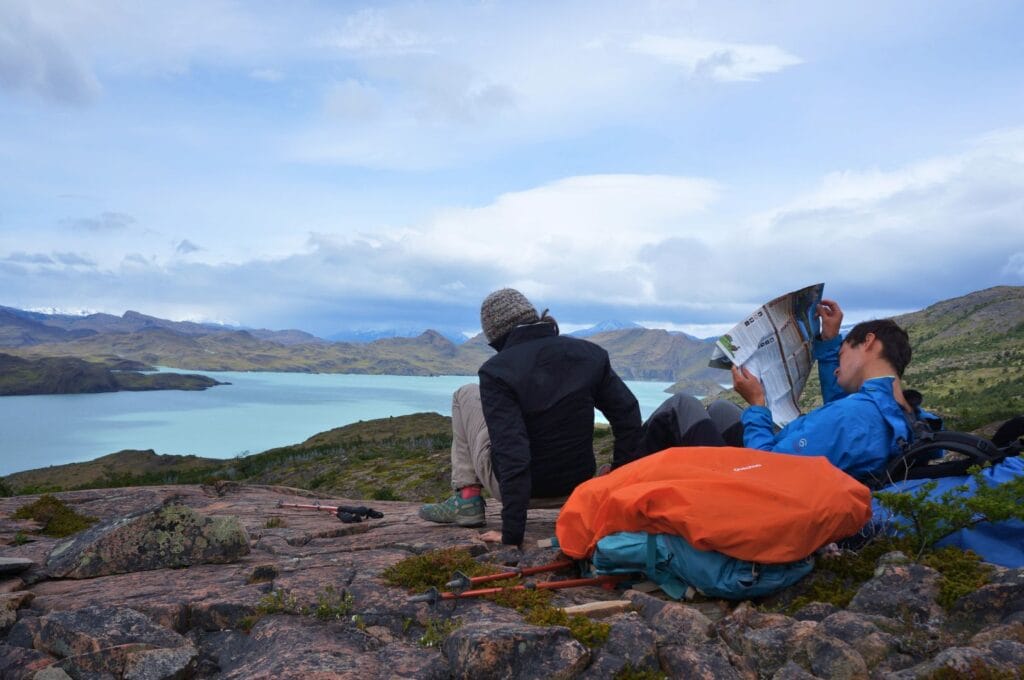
0,306,322,347
326,328,470,345
3,285,1022,425
0,306,722,394
569,320,645,337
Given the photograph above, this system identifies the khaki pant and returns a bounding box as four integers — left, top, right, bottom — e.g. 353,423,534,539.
449,384,568,509
450,383,502,501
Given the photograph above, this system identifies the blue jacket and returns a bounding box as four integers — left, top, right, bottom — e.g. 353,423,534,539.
741,335,911,481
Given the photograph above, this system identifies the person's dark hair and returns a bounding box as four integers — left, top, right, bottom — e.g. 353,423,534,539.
844,319,912,376
538,308,559,336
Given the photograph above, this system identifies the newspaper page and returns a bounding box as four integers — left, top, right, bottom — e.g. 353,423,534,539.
709,283,825,426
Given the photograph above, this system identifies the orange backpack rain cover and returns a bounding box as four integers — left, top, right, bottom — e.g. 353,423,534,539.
556,446,872,564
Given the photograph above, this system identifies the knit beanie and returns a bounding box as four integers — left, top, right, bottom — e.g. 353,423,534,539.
480,288,540,344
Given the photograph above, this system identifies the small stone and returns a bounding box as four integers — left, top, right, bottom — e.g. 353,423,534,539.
248,565,279,583
875,551,911,569
771,660,818,679
658,641,748,679
801,631,868,680
792,602,839,622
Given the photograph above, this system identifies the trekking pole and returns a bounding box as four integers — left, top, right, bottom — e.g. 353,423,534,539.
275,500,384,523
408,574,631,604
445,559,576,595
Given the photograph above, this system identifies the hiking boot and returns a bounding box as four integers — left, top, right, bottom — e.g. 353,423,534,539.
418,495,486,527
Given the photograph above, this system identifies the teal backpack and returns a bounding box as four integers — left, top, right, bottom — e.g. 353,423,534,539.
591,531,814,600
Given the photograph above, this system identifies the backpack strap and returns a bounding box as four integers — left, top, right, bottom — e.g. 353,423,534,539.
992,415,1024,449
874,429,1014,489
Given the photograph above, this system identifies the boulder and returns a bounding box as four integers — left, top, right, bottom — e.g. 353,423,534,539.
818,611,901,669
442,621,590,680
0,557,33,576
949,566,1024,630
579,612,659,678
30,605,196,679
847,562,945,626
0,591,33,635
46,503,249,578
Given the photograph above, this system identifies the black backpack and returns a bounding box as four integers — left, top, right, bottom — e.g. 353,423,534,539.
868,414,1024,490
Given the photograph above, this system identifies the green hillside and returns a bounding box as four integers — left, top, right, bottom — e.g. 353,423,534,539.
797,285,1024,431
898,285,1024,431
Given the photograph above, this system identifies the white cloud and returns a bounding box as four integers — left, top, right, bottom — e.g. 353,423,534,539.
318,7,435,56
637,321,734,338
0,3,101,104
175,240,202,255
249,68,283,82
399,174,721,303
288,5,803,169
630,35,802,82
10,124,1022,332
324,78,384,120
62,211,136,232
52,252,95,267
1004,253,1024,278
4,251,54,265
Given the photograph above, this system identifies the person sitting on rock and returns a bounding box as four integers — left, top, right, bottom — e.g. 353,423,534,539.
635,299,913,482
418,288,642,547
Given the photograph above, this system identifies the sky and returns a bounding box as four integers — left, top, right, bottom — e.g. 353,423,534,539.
1,1,1022,340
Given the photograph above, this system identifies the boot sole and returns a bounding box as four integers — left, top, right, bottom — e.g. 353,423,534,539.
455,517,486,528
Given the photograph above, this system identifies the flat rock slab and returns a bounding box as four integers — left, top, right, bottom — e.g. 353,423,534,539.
0,558,33,576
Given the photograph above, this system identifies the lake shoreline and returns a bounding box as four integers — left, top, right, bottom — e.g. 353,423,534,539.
0,371,676,476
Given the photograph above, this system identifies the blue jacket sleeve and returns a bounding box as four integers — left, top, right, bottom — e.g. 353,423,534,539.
478,371,531,546
745,397,894,479
815,335,845,404
741,405,778,451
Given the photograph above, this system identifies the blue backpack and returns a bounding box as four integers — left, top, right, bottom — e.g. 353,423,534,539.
868,415,1024,567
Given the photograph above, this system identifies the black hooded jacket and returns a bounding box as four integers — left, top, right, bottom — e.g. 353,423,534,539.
478,321,641,545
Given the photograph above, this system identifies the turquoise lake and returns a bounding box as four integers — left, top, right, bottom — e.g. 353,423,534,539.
0,372,675,476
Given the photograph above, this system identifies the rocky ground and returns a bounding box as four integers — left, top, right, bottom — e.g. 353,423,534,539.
0,483,1022,679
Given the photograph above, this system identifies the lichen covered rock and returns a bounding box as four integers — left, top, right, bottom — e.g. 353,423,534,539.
46,502,249,578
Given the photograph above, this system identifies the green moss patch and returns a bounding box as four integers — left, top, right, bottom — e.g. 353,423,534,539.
384,548,610,648
523,605,611,648
921,546,992,610
778,538,993,615
382,547,505,591
418,616,463,647
782,539,907,613
613,666,668,680
12,494,97,537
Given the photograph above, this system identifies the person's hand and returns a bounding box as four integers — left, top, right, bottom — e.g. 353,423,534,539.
731,364,766,407
478,530,503,543
596,463,611,477
817,299,844,340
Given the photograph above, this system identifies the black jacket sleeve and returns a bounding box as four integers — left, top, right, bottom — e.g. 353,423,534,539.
479,371,532,546
594,359,642,468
